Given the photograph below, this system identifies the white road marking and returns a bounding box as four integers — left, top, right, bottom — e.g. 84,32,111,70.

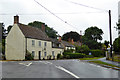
19,62,32,67
26,62,32,66
55,66,80,78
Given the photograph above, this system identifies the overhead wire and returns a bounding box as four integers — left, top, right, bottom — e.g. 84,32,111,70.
34,0,78,30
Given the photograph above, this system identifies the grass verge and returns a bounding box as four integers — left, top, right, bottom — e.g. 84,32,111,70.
88,60,120,68
79,57,103,60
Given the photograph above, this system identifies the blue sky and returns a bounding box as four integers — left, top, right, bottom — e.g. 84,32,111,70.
0,0,119,42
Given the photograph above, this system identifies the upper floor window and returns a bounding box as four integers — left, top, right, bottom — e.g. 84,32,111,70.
39,41,41,47
32,40,35,46
44,42,47,47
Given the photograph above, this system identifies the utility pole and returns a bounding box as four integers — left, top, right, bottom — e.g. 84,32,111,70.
109,10,113,59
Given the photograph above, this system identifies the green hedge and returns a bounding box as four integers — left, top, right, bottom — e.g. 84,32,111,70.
63,52,86,59
90,50,105,57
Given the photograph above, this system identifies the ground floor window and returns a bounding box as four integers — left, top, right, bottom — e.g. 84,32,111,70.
32,51,35,57
44,52,47,57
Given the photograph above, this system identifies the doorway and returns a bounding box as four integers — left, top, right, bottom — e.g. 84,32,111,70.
39,51,41,60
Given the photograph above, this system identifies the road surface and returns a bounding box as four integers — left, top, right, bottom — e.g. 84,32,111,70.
1,60,119,78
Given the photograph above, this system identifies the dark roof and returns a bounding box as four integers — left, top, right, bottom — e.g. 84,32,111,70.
18,23,51,41
61,40,75,47
49,38,64,49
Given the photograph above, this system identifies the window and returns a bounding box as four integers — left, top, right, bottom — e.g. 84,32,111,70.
39,41,41,47
32,51,35,57
32,40,35,46
44,52,47,57
52,51,54,56
44,42,47,47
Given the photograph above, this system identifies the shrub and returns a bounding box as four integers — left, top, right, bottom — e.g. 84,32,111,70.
57,54,64,59
25,50,34,60
84,55,94,58
65,55,70,59
63,52,86,59
90,49,105,57
75,45,90,55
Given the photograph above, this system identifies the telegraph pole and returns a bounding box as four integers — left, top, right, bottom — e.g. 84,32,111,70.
109,10,113,59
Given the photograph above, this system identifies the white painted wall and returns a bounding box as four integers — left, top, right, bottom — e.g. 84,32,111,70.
5,24,26,60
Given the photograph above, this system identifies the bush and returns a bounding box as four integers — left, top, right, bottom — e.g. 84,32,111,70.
57,54,64,59
65,55,70,59
90,49,105,57
25,50,34,60
113,37,120,54
84,55,94,58
75,45,90,55
63,52,86,59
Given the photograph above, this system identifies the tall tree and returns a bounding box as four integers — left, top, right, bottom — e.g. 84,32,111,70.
113,37,120,54
7,25,13,33
28,21,58,38
82,26,103,49
116,19,120,36
62,31,80,42
104,40,109,49
84,26,103,42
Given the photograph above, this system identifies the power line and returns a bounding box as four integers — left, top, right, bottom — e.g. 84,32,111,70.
34,0,78,30
64,0,108,12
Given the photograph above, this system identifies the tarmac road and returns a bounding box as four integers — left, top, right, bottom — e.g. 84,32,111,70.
1,59,119,79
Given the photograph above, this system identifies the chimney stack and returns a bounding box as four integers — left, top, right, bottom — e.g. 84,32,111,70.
41,23,45,32
14,15,19,24
58,36,61,42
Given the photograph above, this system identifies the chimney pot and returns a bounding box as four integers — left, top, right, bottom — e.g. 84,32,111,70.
14,15,19,24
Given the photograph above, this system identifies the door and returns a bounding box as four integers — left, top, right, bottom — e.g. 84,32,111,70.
39,51,41,60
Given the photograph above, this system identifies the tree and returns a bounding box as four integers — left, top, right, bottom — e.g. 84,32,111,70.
113,37,120,54
104,40,109,49
28,21,58,38
84,26,103,42
116,19,120,36
7,25,13,33
62,31,80,42
82,26,103,49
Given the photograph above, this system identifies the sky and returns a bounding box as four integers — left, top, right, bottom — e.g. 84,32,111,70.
0,0,119,43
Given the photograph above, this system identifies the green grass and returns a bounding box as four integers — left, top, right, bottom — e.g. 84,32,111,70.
79,57,103,60
88,60,120,68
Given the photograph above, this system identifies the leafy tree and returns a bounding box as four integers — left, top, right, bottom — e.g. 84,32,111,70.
62,31,80,42
28,21,58,38
75,44,90,55
113,37,120,54
84,26,103,42
116,19,120,36
7,25,13,33
104,40,109,49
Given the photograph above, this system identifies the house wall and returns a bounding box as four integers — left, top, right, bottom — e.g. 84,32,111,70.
5,24,26,60
27,38,52,60
52,48,64,59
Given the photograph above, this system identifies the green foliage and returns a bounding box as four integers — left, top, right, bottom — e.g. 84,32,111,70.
28,21,58,38
62,31,80,42
57,54,63,59
7,25,13,33
2,39,5,54
25,50,34,60
75,45,90,55
104,40,109,50
84,26,103,42
90,50,105,57
64,49,75,53
116,19,120,35
113,37,120,54
63,52,86,59
82,36,102,49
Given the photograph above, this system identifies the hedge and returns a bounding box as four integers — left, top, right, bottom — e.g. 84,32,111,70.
63,52,86,59
90,49,105,57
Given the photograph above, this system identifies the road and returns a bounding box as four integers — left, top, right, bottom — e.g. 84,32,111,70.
1,60,119,78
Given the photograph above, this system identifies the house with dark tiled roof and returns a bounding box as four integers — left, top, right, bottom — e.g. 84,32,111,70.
5,15,64,60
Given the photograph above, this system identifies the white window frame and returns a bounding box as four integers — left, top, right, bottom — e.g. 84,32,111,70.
39,41,41,47
32,40,35,46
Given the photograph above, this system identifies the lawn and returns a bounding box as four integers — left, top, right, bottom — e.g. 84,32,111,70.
88,60,120,68
79,57,103,60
